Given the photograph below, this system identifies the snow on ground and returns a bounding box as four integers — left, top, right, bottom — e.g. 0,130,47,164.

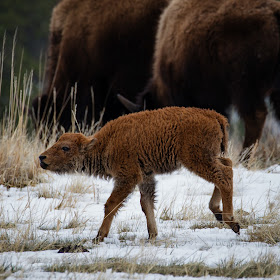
0,165,280,279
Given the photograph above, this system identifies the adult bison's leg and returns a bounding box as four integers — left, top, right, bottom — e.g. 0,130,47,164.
242,107,267,149
270,89,280,121
139,175,158,239
94,177,138,243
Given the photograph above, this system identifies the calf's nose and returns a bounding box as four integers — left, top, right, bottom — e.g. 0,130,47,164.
39,155,46,162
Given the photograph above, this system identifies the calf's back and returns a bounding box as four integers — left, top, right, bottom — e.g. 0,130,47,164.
94,107,227,176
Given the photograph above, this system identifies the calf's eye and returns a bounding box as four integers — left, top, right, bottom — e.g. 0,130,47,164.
62,147,70,152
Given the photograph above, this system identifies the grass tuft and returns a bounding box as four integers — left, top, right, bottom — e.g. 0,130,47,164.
190,221,224,230
0,36,45,188
229,108,280,169
55,192,78,210
0,222,16,229
247,223,280,244
0,262,19,279
37,184,61,199
45,254,280,278
0,231,86,253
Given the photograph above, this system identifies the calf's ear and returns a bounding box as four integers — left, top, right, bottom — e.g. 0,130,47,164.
84,138,97,151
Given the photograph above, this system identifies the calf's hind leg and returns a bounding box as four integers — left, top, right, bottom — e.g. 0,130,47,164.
209,186,223,222
209,158,233,223
210,158,239,233
184,156,239,234
139,175,158,239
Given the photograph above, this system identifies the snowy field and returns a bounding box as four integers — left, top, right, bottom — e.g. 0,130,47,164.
0,164,280,279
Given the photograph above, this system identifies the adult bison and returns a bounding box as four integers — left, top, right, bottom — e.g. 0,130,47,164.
119,0,280,149
31,0,169,131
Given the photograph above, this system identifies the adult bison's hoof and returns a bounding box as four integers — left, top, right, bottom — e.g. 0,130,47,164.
58,244,89,253
230,223,240,235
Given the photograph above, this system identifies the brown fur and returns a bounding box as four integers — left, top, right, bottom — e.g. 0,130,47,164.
128,0,280,149
39,107,240,241
31,0,169,130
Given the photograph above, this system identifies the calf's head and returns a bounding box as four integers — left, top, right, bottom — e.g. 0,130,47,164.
39,133,96,174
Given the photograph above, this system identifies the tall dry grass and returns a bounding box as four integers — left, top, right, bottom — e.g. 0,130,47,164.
0,33,46,187
45,254,280,278
0,34,98,188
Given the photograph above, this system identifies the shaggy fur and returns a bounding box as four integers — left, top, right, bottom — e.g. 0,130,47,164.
31,0,169,130
39,107,240,242
121,0,280,149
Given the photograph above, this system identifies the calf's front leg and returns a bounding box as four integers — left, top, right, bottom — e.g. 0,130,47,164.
93,178,137,243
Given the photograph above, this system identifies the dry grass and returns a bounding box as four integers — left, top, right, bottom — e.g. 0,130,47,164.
117,222,136,242
64,211,89,233
235,194,280,244
66,178,96,194
0,222,16,230
0,262,19,280
252,110,280,168
117,222,133,234
0,134,42,188
54,193,78,210
0,36,99,189
190,221,224,230
229,108,280,169
0,34,45,188
0,75,45,188
158,190,212,223
37,177,96,200
0,230,86,253
247,223,280,244
37,183,61,199
45,254,280,278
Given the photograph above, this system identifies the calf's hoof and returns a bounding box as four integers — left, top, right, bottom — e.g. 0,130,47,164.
92,235,104,244
214,213,223,223
148,232,158,240
230,223,240,235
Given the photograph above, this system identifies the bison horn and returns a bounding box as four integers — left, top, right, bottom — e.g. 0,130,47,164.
117,94,143,112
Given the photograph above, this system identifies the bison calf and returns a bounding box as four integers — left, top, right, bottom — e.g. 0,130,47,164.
39,107,240,242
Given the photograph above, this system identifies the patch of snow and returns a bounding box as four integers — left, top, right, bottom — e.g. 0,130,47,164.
0,166,280,279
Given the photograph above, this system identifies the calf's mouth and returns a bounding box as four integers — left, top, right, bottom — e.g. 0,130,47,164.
39,155,49,169
40,161,49,169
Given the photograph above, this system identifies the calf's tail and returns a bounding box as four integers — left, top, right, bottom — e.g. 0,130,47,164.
216,115,229,154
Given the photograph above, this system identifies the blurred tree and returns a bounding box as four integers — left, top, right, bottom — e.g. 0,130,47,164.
0,0,58,117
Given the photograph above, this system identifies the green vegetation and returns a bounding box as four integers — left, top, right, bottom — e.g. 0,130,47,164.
0,0,57,116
